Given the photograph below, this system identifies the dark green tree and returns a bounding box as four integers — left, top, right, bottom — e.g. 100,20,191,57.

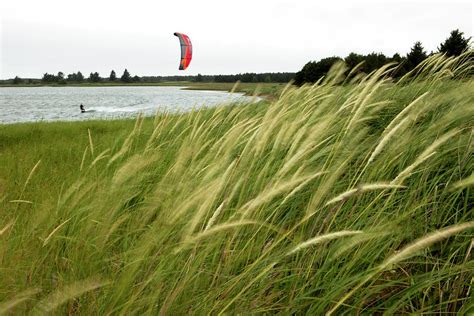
406,41,427,70
42,73,57,83
57,72,67,84
391,53,402,63
344,53,365,71
67,73,76,81
364,53,388,73
88,72,101,82
109,70,117,81
390,53,407,78
13,76,23,84
133,75,140,82
121,69,132,83
76,71,84,82
294,57,342,85
438,29,471,57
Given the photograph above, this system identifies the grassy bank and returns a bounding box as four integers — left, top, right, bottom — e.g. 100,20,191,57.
0,54,473,314
181,82,286,99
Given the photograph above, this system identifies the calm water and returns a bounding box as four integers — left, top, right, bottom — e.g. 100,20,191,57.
0,86,256,124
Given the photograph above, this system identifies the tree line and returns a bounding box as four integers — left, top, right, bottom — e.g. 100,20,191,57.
141,72,295,83
10,71,296,85
8,69,138,84
295,29,471,85
36,69,139,84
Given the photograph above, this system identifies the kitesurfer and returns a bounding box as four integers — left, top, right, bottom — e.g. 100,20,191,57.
80,104,85,113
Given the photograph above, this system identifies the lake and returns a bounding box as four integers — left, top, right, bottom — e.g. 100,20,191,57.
0,86,257,124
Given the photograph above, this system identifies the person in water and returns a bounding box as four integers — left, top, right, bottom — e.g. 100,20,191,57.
80,104,85,113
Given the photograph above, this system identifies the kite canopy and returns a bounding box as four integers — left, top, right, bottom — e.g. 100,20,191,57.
174,32,192,70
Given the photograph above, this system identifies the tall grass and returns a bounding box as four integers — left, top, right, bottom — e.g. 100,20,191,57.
0,52,473,314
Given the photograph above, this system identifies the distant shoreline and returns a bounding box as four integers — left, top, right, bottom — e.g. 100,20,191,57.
0,82,285,98
0,82,191,88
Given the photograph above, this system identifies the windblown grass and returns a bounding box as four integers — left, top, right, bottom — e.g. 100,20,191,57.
0,52,473,314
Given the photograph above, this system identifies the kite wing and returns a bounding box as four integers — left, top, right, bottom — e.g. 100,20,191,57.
174,32,192,70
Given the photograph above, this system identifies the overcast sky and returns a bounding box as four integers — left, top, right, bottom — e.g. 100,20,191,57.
0,0,472,79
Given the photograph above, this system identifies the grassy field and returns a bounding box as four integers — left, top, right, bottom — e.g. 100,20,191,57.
0,54,473,314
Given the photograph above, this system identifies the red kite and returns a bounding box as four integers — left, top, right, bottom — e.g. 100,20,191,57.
174,32,192,70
